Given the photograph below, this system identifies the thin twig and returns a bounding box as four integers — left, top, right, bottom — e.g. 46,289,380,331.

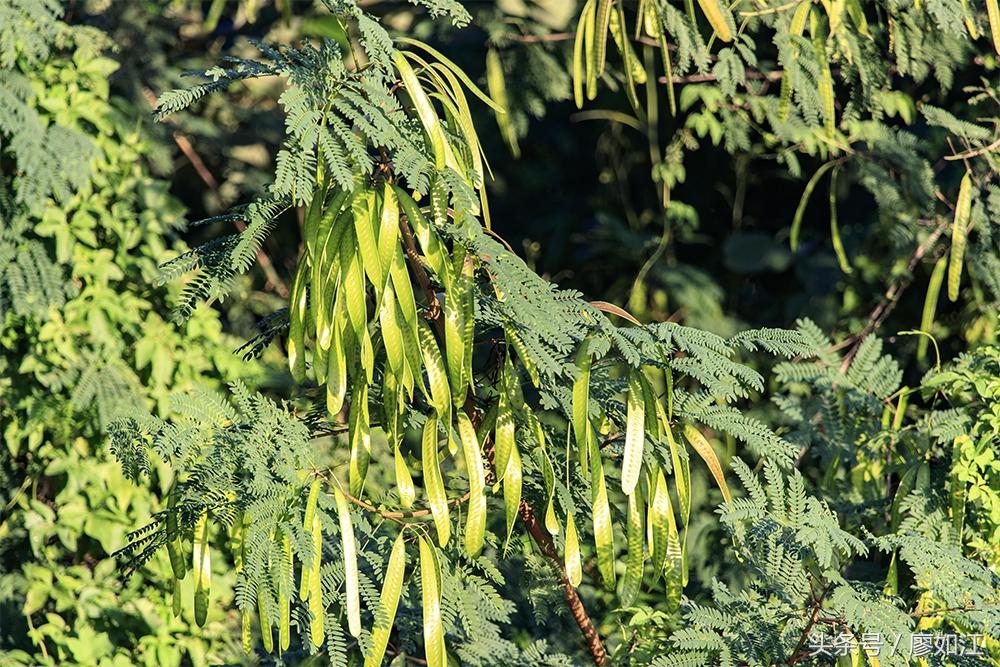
659,69,783,85
834,219,949,372
787,585,831,665
343,485,471,521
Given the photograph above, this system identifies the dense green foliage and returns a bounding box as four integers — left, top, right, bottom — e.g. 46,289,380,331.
0,3,263,665
2,1,999,666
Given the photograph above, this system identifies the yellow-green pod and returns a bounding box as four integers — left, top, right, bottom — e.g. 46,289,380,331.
590,433,616,586
395,442,416,509
287,258,310,383
810,16,836,136
279,532,292,651
565,510,582,587
486,48,520,158
341,230,368,338
620,491,645,607
622,370,645,496
258,580,274,653
502,443,522,548
683,423,732,504
572,0,590,108
333,486,362,637
918,256,947,361
584,0,599,100
165,492,186,581
419,535,447,667
308,514,324,647
457,412,487,557
389,243,419,339
300,478,321,600
572,339,592,475
392,51,455,171
172,579,181,617
364,532,407,667
192,513,211,627
326,297,349,415
242,601,252,654
493,390,515,482
778,2,812,120
988,0,1000,56
349,379,371,498
353,190,384,295
593,0,614,75
696,0,734,42
377,183,400,287
422,417,451,547
417,320,451,420
948,172,973,302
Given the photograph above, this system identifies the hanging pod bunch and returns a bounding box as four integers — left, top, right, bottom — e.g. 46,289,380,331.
285,175,481,500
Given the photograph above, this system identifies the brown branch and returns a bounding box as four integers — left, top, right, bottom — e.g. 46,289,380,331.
787,586,831,665
398,215,443,326
141,88,290,300
518,499,609,666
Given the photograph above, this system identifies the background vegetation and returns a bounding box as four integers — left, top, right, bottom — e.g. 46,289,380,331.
1,1,998,666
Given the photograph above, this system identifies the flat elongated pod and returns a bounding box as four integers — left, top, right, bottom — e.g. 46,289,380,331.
622,370,645,495
192,512,211,627
394,443,416,509
565,510,583,587
683,424,732,504
811,16,836,136
333,486,362,637
444,246,470,405
287,259,309,383
988,0,1000,55
326,297,349,415
349,379,371,498
503,444,522,547
948,172,973,302
649,468,672,578
353,191,384,295
590,433,616,586
300,478,322,599
918,256,947,361
419,536,447,667
307,515,324,646
258,579,274,653
422,417,451,547
376,184,400,286
620,492,645,606
457,412,487,557
392,51,452,170
364,532,407,667
418,320,451,420
572,339,592,474
696,0,734,42
165,492,186,582
485,49,520,158
493,390,515,481
278,532,292,650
